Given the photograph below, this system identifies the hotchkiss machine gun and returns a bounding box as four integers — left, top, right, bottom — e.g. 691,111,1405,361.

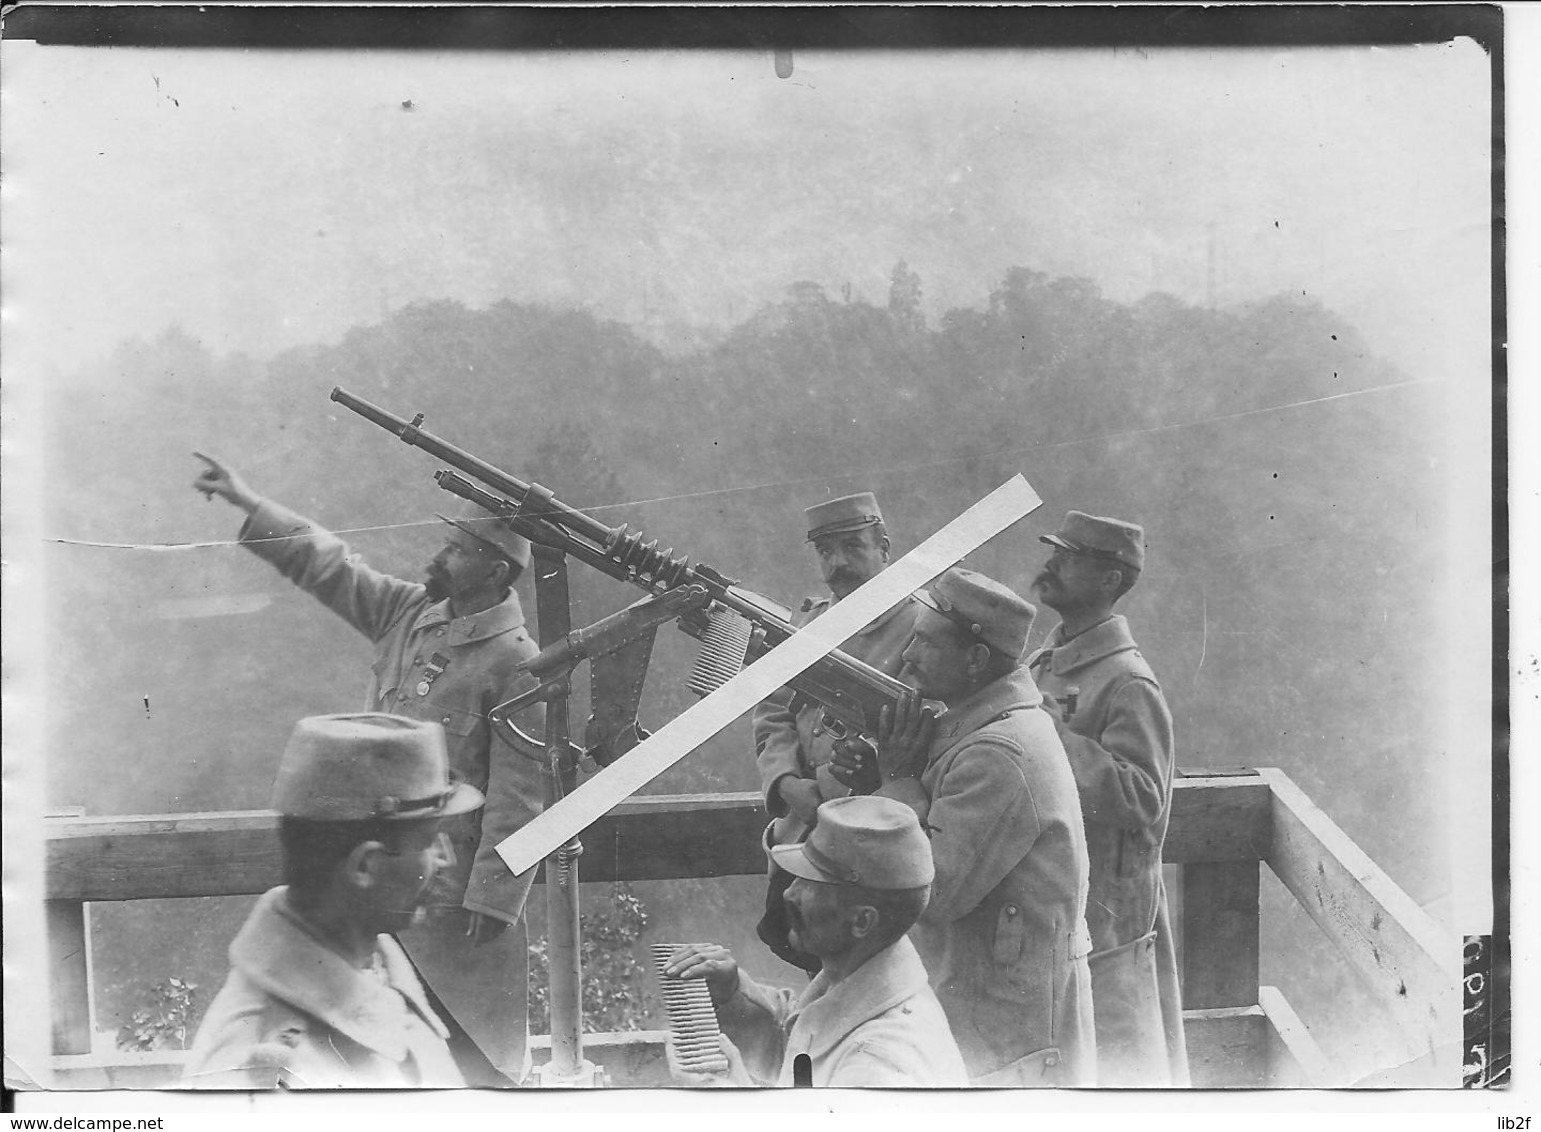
331,386,934,1086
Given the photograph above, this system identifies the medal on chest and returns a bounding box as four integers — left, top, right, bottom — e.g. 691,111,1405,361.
416,652,452,697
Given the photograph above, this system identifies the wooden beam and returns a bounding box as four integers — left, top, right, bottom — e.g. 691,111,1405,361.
1180,860,1260,1009
1257,768,1459,1068
47,901,93,1056
46,779,1269,904
47,812,285,902
1166,775,1271,864
1182,1006,1267,1089
45,794,772,902
1258,984,1337,1087
533,793,768,884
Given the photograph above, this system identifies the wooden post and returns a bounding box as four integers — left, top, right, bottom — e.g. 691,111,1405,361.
47,900,94,1055
1257,767,1458,1077
1180,861,1260,1010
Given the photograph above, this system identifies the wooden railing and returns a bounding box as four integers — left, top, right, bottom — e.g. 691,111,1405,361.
41,769,1458,1089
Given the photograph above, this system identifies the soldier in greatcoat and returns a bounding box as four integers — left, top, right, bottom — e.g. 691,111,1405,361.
661,796,968,1088
194,453,544,1086
752,492,920,972
185,713,475,1089
850,568,1097,1086
1029,511,1189,1086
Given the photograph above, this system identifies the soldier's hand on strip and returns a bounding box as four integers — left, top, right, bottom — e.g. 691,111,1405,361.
777,776,823,825
192,452,261,513
874,691,937,784
665,1034,752,1088
465,911,509,944
830,736,880,795
662,943,739,1006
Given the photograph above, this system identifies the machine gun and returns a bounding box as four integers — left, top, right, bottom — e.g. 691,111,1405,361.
330,386,1037,1089
330,387,933,778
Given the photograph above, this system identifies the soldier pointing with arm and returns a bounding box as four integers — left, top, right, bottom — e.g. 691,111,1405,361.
194,452,544,1087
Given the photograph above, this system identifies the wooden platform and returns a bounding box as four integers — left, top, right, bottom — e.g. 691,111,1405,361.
38,770,1458,1089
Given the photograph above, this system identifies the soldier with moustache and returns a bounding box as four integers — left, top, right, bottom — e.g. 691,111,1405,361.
848,568,1097,1086
1028,512,1188,1087
185,714,476,1089
752,492,921,973
662,796,969,1088
193,453,544,1087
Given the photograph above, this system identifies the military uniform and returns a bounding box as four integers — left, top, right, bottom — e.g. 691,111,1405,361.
753,596,921,847
899,665,1097,1085
1032,510,1188,1087
184,888,465,1089
240,500,543,1083
751,491,919,972
1029,614,1187,1086
717,937,969,1087
682,795,968,1087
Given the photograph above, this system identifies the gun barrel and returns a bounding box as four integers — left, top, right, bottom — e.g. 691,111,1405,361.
334,386,922,739
331,386,619,550
330,386,536,510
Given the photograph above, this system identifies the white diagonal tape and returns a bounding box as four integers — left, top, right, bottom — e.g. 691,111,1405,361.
494,474,1041,876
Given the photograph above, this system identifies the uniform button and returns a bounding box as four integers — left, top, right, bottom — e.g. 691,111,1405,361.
442,716,451,725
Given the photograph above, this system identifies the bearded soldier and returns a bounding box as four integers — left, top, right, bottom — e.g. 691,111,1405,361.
194,452,543,1086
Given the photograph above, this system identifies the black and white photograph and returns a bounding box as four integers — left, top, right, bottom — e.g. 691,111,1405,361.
1,4,1516,1113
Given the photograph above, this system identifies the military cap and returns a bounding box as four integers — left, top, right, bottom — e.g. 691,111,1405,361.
805,492,884,542
1039,510,1145,572
271,713,485,822
437,499,533,569
770,796,934,890
915,567,1037,660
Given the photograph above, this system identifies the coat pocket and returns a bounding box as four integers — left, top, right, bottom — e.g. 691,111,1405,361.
990,902,1028,966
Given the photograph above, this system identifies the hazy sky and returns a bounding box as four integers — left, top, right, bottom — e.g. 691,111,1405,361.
3,41,1490,383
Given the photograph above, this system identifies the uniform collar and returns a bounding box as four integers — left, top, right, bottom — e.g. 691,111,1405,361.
789,936,933,1061
228,888,449,1061
1028,614,1137,675
807,594,912,619
410,588,528,644
805,592,915,634
932,666,1043,749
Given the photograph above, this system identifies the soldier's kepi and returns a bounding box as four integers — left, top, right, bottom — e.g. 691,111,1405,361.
1030,509,1189,1087
753,490,923,974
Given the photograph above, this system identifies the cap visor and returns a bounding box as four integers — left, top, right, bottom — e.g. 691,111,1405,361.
1039,534,1078,550
769,842,839,884
806,520,881,542
912,588,944,614
436,781,486,819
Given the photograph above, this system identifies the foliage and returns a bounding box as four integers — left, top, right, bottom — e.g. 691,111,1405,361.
528,884,655,1034
53,269,1444,1078
116,976,198,1052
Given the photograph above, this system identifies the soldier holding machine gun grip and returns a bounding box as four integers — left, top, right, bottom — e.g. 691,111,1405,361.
193,452,544,1088
751,493,921,975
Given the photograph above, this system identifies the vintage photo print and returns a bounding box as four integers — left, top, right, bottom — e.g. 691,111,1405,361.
1,3,1513,1114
